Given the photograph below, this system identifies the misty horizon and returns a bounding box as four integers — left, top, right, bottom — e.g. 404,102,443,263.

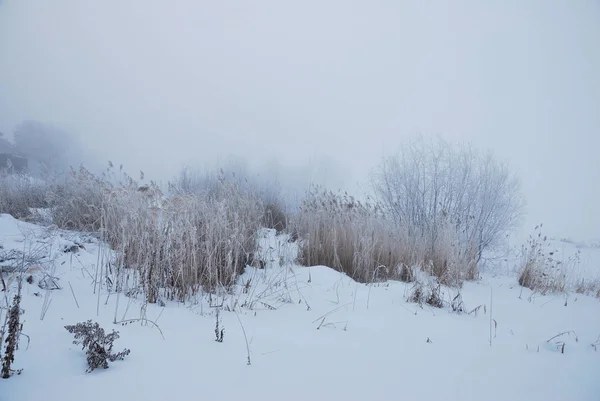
1,0,599,241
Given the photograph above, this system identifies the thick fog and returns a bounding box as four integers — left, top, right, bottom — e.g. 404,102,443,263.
0,1,598,240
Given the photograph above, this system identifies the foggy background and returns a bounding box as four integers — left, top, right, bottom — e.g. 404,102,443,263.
0,0,598,240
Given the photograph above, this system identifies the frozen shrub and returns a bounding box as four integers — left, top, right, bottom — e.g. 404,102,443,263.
65,320,130,373
398,264,415,283
408,282,425,305
214,309,224,343
451,292,464,313
373,136,525,282
407,278,444,309
518,225,566,294
426,285,444,308
1,293,23,379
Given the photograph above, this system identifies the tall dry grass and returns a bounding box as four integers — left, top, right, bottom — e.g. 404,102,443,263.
517,225,584,295
97,170,264,303
292,187,478,286
0,165,110,227
0,172,49,219
0,164,266,304
48,166,111,231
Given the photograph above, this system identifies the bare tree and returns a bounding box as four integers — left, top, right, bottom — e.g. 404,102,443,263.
372,136,525,266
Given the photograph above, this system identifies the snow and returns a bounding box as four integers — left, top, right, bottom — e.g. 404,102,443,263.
1,215,599,401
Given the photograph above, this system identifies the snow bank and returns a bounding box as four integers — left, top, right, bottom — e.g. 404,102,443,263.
0,218,599,401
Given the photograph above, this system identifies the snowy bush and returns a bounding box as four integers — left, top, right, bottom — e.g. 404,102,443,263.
0,172,49,220
65,320,130,373
372,136,525,280
407,277,444,308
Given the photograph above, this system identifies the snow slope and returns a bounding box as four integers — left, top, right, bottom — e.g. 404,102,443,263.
1,214,599,401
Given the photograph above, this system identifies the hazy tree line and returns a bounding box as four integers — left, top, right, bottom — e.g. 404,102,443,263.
0,120,84,175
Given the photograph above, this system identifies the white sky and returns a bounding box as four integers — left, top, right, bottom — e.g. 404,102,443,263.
0,0,599,240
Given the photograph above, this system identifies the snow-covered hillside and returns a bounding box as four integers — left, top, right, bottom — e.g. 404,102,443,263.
1,214,599,401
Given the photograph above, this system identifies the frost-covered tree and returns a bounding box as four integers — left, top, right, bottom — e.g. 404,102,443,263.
372,136,525,264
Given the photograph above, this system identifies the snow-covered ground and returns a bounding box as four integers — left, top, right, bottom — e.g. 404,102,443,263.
1,214,599,401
